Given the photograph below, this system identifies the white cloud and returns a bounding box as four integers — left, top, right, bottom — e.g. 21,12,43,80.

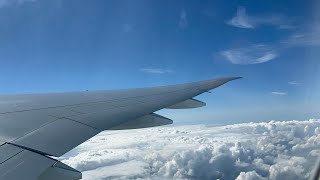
283,26,320,47
236,171,266,180
0,0,36,8
179,9,188,29
269,156,309,180
224,14,320,64
140,68,174,74
221,23,320,65
227,7,293,29
227,7,254,29
80,160,149,179
272,91,287,96
60,119,320,180
289,81,301,86
221,44,278,65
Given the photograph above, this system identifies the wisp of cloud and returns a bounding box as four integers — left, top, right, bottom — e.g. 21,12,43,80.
227,6,293,29
221,44,277,65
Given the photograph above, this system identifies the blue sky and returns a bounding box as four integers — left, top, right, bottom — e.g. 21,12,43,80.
0,0,319,124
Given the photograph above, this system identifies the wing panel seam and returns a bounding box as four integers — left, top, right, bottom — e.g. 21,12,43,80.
7,142,54,157
0,144,24,165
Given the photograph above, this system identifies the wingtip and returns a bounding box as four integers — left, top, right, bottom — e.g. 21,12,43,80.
201,76,242,85
232,76,242,80
220,76,242,82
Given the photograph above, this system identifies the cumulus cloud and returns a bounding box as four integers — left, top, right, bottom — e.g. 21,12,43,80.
236,171,266,180
227,7,294,29
221,44,278,65
0,0,36,8
179,9,188,29
140,68,174,74
272,91,287,96
60,119,320,180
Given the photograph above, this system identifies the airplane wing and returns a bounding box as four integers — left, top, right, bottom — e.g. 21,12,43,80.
0,77,241,180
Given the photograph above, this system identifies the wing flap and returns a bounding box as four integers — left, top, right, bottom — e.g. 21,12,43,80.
0,144,81,180
66,105,152,130
0,107,83,143
38,161,82,180
0,144,56,180
110,113,173,130
0,111,58,142
167,98,206,109
0,144,23,164
12,118,100,156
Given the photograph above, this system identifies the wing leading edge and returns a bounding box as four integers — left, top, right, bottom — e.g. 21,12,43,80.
0,77,241,180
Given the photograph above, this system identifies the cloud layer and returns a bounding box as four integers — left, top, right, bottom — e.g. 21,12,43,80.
60,119,320,180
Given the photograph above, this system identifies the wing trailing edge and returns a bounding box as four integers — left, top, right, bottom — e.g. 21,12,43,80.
109,113,173,130
167,98,206,109
38,161,82,180
0,143,81,180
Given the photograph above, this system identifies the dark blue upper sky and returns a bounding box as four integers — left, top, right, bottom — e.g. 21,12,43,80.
0,0,319,124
